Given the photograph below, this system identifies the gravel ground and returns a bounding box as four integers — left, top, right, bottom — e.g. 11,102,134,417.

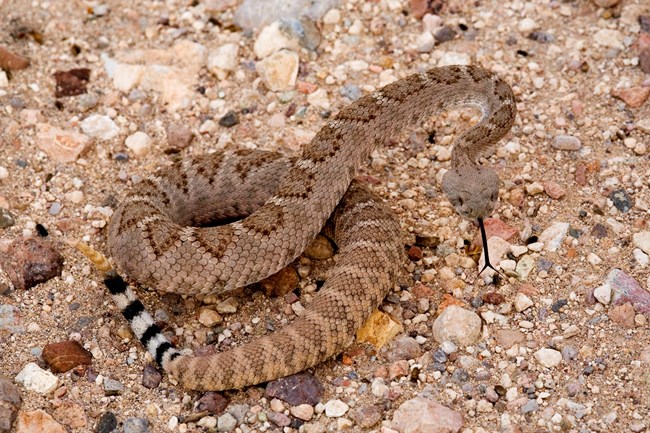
1,0,649,432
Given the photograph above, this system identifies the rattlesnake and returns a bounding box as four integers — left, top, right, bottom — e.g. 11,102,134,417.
101,65,515,390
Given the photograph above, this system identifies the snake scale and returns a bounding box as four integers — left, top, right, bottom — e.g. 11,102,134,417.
104,65,516,390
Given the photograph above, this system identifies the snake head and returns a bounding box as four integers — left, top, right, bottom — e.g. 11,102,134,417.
441,164,500,221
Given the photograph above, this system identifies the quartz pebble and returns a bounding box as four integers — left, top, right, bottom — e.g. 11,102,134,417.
124,132,152,156
552,135,581,151
534,348,562,368
432,306,482,346
256,49,299,91
36,123,91,163
324,399,349,417
80,115,120,140
15,363,58,394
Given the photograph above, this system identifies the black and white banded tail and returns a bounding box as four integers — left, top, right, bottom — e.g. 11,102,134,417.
104,271,181,368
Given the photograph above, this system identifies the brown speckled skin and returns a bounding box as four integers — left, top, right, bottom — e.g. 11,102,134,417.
107,66,515,390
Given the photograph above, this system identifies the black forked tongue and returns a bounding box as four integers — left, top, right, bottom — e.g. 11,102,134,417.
478,217,499,275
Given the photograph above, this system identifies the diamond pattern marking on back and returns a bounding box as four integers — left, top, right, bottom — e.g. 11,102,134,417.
106,65,516,390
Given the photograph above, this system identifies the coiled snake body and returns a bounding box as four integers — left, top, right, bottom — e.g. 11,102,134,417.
104,65,516,390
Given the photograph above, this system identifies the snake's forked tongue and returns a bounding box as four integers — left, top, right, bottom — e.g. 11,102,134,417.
478,217,498,275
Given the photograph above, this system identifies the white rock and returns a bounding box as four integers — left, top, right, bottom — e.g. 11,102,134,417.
16,362,59,394
81,114,120,140
416,31,435,52
322,8,341,25
593,283,612,305
534,348,562,368
539,222,569,252
0,166,8,180
594,28,624,50
633,232,650,255
197,416,217,429
254,21,300,58
257,49,299,91
290,404,314,421
633,249,649,267
438,51,471,66
125,131,152,156
440,340,458,354
510,245,528,257
514,293,534,312
518,18,538,32
587,253,602,265
422,14,443,33
0,71,8,87
324,399,349,417
552,135,582,151
432,306,482,346
207,43,240,79
526,182,545,195
217,413,237,432
371,377,389,397
307,88,330,110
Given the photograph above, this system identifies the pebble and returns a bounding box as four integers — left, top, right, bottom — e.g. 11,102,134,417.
304,235,334,260
0,208,16,229
52,400,86,429
53,68,90,98
42,340,92,373
234,0,337,30
434,26,457,43
265,373,323,405
198,307,223,327
324,399,349,417
0,237,64,290
216,297,239,314
611,86,650,108
268,412,291,427
124,132,152,156
80,114,120,140
538,222,569,252
416,31,435,52
217,413,237,432
103,378,124,396
307,88,330,110
514,293,534,312
195,391,229,414
371,378,389,398
598,269,650,314
632,232,650,254
15,410,66,433
610,189,633,213
0,375,21,433
348,404,381,428
609,303,636,328
495,330,524,349
525,182,544,195
594,283,612,305
0,166,7,180
391,397,463,433
518,18,538,33
141,364,162,389
0,45,28,70
432,306,482,346
594,28,624,50
36,123,91,163
219,110,239,128
386,336,421,362
207,43,239,79
543,181,566,199
95,412,117,433
534,348,563,368
551,135,582,151
254,21,300,59
256,49,299,91
290,404,314,421
15,363,58,394
521,399,539,414
123,417,150,433
166,123,194,148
